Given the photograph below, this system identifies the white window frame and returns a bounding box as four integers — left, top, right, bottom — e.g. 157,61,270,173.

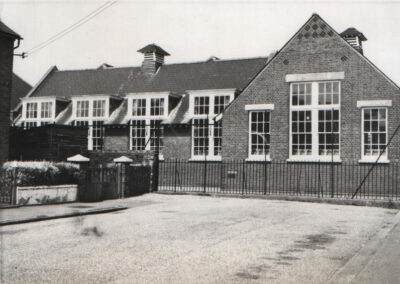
71,96,111,151
21,98,56,127
359,107,389,163
92,99,106,118
91,120,105,151
288,81,342,162
26,102,38,119
188,89,235,161
247,110,272,162
40,101,53,119
132,98,147,116
126,93,169,154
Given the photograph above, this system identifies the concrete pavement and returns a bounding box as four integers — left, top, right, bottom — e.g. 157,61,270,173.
351,221,400,284
0,200,130,226
1,193,400,283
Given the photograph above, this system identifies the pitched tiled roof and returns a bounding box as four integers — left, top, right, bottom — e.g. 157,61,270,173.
11,74,31,109
162,94,191,124
107,100,128,124
31,57,268,98
0,21,21,39
32,67,137,98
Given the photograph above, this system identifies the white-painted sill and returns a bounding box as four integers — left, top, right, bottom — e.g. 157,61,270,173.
358,158,390,164
245,157,272,162
287,157,342,163
188,156,222,162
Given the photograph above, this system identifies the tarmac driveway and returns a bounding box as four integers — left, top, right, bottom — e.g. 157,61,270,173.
1,193,398,283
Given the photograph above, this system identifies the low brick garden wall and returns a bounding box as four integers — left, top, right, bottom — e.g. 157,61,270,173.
16,184,78,205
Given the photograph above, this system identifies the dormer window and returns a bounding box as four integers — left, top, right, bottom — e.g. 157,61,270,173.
127,94,169,154
214,96,230,114
26,102,38,119
76,100,89,118
22,99,57,129
150,98,164,116
41,102,53,119
132,99,146,116
194,97,209,115
93,99,106,117
72,97,111,151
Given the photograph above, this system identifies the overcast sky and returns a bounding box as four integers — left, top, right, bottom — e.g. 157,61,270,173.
1,0,400,87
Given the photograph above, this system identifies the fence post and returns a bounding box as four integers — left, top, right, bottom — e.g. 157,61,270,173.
203,156,207,193
152,121,161,192
242,159,246,195
331,160,334,198
12,168,17,205
263,159,267,195
174,158,178,192
318,161,321,198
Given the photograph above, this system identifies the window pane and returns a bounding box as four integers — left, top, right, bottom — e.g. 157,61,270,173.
130,120,146,151
214,95,230,114
40,102,52,119
318,81,340,105
93,100,105,117
150,120,164,152
26,103,38,119
318,110,340,156
150,98,165,116
291,110,312,156
193,119,209,156
363,108,387,157
194,96,209,115
249,111,271,156
91,121,104,151
76,101,89,118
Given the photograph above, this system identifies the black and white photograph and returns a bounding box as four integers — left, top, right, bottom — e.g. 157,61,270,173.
1,0,400,283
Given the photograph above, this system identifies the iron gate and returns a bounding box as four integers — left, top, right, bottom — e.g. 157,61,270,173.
125,165,152,197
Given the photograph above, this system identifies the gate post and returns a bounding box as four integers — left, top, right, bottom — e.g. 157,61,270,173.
113,156,133,198
67,154,90,202
152,121,161,192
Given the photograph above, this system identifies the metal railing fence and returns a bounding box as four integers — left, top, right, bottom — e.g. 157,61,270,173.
158,159,400,200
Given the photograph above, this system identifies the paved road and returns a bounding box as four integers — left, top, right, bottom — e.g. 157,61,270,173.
1,194,398,283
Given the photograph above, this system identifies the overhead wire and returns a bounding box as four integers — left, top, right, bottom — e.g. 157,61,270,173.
24,1,117,56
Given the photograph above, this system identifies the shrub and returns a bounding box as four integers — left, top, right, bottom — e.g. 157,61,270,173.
0,161,80,189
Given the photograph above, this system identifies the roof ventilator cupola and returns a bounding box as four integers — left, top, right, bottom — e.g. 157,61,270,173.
340,27,367,54
137,43,170,75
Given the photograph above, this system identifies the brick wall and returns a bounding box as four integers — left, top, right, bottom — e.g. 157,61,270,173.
103,124,192,160
163,126,191,160
222,15,400,162
89,151,153,166
0,35,14,166
104,126,130,151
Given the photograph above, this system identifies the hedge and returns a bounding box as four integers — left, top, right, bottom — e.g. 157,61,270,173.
0,161,80,189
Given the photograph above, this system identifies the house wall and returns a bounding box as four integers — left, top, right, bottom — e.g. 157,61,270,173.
89,151,153,166
103,125,192,160
162,126,191,160
104,127,130,151
0,35,15,166
222,15,400,162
